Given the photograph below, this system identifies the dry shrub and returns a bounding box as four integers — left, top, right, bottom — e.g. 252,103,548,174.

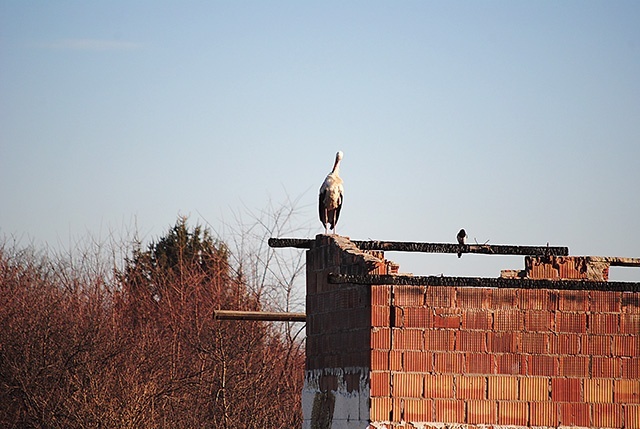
0,216,304,428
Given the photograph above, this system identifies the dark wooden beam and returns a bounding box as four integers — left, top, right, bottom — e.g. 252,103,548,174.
352,240,568,256
268,237,569,257
213,310,306,322
268,238,314,249
328,273,640,292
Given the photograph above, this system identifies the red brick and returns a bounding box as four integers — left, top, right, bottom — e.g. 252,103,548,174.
498,401,528,426
372,305,391,327
371,349,388,371
354,306,373,329
590,312,619,334
525,310,554,331
370,397,392,421
462,310,492,330
593,356,622,378
488,376,518,401
496,353,526,375
621,313,640,334
521,332,549,354
433,309,461,328
424,374,454,399
456,376,486,400
425,329,455,351
488,332,520,353
520,288,555,310
456,331,486,352
529,258,560,279
370,371,391,396
527,355,559,376
550,333,581,355
404,351,433,372
389,350,403,371
403,398,433,422
559,402,590,427
394,372,424,398
622,357,640,379
465,353,494,374
467,400,496,424
371,285,391,306
559,289,589,311
625,404,640,429
556,312,587,333
434,399,465,424
614,335,638,357
371,328,390,349
393,306,404,327
590,290,621,312
493,309,524,331
615,379,640,404
592,403,622,428
492,288,519,309
394,285,425,306
319,374,338,392
520,377,549,401
392,397,403,422
457,287,490,309
337,287,366,311
622,292,640,313
404,306,433,328
530,402,558,427
434,352,464,374
559,355,589,377
585,378,613,403
551,378,581,402
426,286,455,308
584,335,612,356
393,328,424,350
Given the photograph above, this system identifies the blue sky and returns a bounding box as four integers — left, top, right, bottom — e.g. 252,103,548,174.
1,1,639,281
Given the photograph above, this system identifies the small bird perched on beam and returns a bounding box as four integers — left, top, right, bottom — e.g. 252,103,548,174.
319,151,344,234
457,229,467,258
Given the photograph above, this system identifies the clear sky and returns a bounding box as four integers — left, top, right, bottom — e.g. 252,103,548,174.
1,1,639,281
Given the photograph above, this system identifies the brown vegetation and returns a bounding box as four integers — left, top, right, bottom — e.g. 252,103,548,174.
0,217,304,428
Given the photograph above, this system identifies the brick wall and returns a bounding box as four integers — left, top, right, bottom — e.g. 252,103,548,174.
303,235,640,429
304,235,393,429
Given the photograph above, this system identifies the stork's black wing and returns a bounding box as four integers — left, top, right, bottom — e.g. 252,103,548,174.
332,192,343,229
319,190,327,226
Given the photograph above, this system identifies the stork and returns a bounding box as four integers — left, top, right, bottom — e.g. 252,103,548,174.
319,151,344,235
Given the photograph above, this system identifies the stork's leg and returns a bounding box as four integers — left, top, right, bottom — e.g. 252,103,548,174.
324,209,330,234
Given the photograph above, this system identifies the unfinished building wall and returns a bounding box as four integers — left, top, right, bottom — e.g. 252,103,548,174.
369,284,639,428
304,234,393,429
303,235,640,429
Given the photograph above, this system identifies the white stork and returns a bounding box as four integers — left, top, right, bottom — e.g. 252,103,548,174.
319,151,344,234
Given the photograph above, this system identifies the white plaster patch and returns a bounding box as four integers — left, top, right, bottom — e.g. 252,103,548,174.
369,424,565,429
302,367,370,429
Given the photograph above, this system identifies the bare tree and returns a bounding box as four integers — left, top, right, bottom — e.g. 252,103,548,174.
0,202,307,428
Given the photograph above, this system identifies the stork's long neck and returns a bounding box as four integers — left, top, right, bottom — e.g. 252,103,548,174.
332,157,341,174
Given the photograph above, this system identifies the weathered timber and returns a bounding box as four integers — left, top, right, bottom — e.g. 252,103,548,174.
268,238,314,249
587,256,640,267
328,273,640,292
352,240,569,256
268,237,569,256
213,310,306,322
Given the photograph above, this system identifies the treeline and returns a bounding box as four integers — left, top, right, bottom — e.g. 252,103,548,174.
0,218,304,428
